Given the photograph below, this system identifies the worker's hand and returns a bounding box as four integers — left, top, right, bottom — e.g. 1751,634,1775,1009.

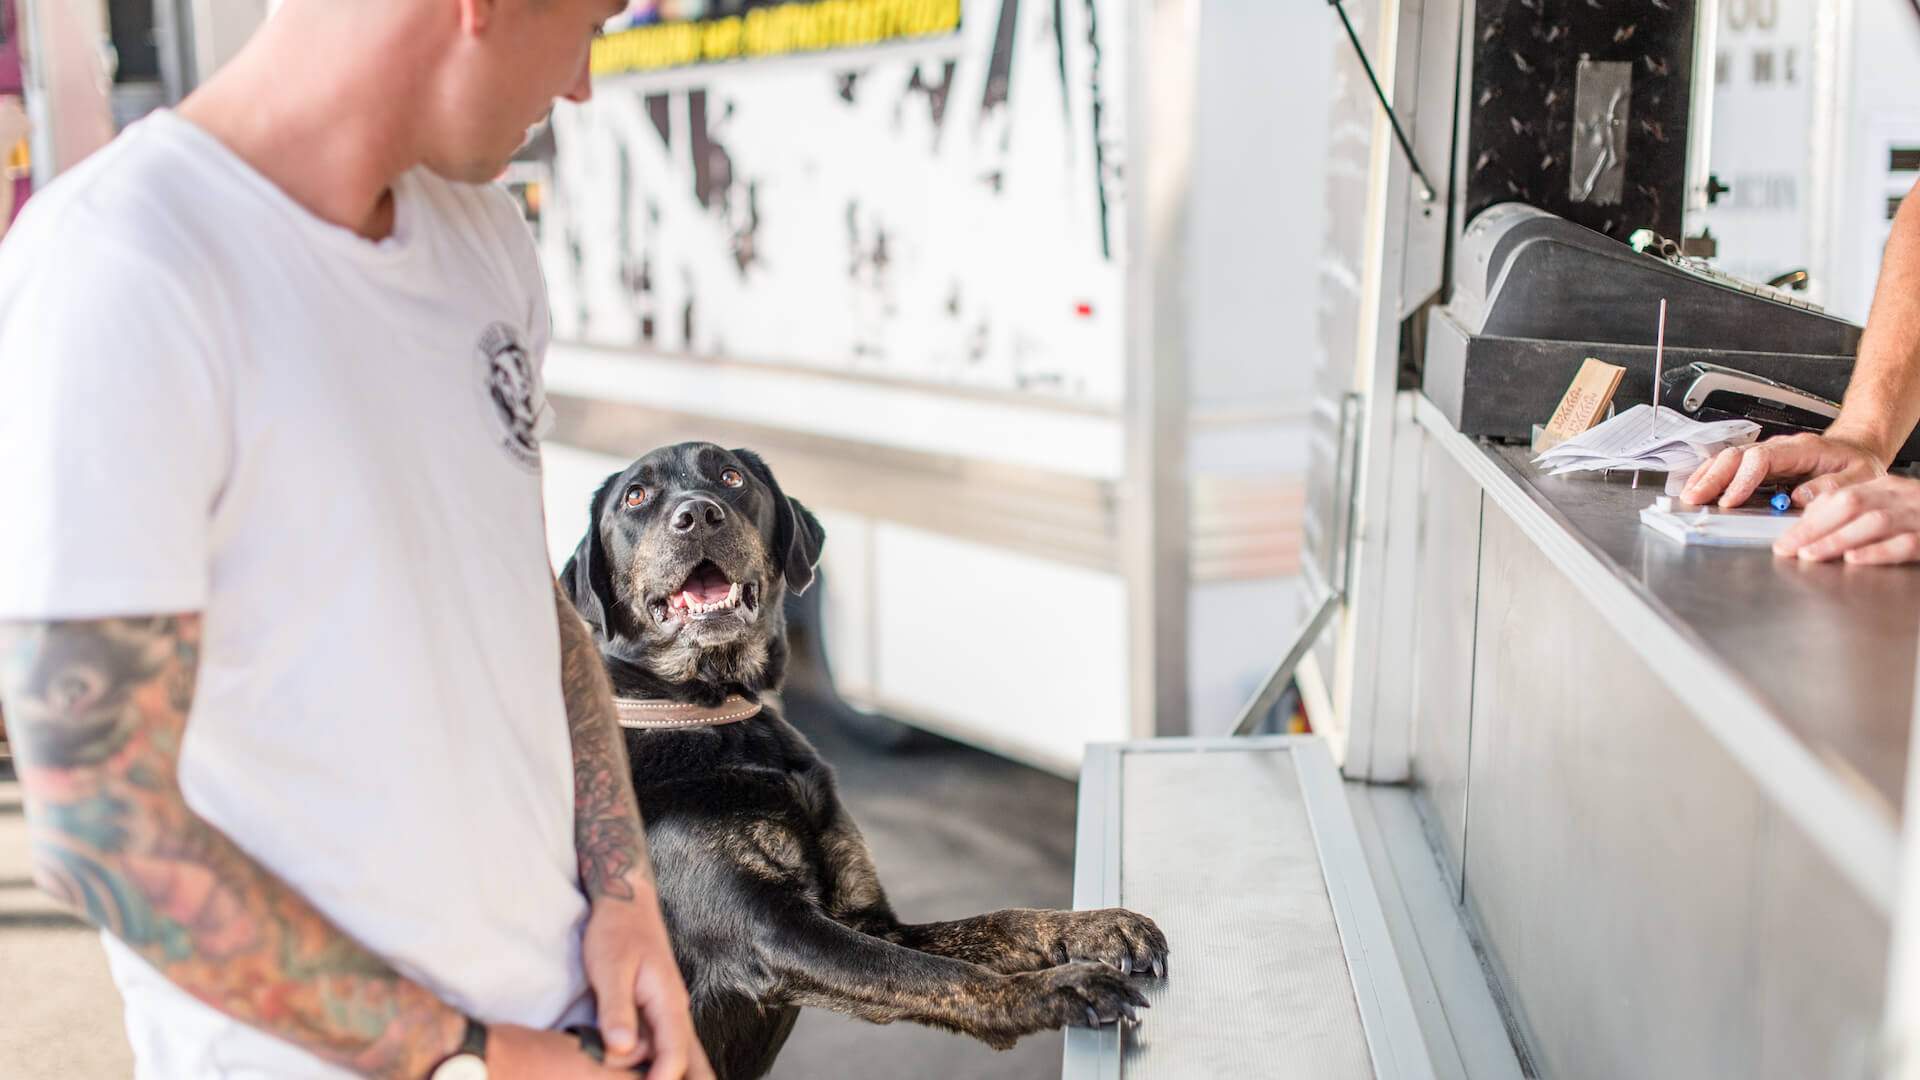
580,882,714,1079
1773,474,1920,564
487,1023,638,1079
1680,432,1885,508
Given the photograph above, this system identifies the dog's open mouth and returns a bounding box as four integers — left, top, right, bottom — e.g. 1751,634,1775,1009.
663,560,759,621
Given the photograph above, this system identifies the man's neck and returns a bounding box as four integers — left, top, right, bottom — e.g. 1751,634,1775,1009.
174,12,426,242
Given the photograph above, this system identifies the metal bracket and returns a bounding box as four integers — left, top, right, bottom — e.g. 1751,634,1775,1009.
1230,564,1342,736
1231,392,1361,736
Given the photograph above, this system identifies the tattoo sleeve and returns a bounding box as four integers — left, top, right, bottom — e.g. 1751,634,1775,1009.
0,616,463,1080
553,578,651,902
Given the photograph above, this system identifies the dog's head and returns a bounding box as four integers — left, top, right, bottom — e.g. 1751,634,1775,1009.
561,442,824,696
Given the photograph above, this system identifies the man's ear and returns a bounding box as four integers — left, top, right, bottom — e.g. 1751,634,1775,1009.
560,473,626,638
732,449,827,596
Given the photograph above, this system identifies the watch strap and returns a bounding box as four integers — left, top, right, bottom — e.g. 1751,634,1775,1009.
459,1015,489,1060
564,1023,606,1064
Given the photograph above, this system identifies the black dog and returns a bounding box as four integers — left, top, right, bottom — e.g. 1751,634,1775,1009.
561,441,1168,1079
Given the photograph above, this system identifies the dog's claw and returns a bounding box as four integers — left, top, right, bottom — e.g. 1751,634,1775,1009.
1152,958,1165,978
1086,1006,1100,1027
1120,956,1132,975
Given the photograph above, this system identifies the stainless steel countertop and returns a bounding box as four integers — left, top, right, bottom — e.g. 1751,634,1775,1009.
1485,444,1919,818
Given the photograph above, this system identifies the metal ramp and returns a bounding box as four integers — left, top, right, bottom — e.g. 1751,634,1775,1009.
1064,738,1515,1080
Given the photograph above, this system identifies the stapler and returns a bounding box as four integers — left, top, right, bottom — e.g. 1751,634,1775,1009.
1658,361,1839,442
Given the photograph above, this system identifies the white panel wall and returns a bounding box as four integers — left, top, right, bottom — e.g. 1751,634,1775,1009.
867,523,1127,772
1698,0,1920,321
1832,0,1920,323
191,0,269,76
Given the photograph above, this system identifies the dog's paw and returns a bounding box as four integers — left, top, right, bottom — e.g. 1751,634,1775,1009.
1053,908,1170,978
999,961,1148,1041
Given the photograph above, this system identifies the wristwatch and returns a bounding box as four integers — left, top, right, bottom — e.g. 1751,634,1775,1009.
429,1016,489,1080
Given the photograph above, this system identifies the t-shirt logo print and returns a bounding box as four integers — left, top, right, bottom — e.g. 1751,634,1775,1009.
476,322,542,470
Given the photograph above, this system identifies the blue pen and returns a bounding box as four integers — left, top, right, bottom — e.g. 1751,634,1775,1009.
1770,488,1792,513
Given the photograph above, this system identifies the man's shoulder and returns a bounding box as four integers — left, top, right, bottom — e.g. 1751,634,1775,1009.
3,119,226,283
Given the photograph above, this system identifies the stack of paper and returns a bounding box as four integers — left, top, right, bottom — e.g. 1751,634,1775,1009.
1640,501,1798,548
1532,404,1760,476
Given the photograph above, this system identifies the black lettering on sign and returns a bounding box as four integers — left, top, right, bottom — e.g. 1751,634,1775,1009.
1724,0,1779,32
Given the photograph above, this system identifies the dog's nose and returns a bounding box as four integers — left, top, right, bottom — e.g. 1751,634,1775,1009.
670,495,727,535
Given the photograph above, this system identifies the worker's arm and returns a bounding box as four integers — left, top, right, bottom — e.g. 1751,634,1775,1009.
1683,177,1920,507
553,578,713,1079
0,615,628,1079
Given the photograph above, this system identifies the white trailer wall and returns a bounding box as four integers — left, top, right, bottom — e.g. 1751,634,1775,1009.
537,0,1336,767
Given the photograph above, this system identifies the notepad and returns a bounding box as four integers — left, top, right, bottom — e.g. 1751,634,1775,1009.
1639,501,1799,548
1533,404,1761,477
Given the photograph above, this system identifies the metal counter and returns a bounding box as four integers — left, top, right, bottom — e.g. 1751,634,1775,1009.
1405,394,1905,1078
1483,442,1920,817
1413,394,1911,910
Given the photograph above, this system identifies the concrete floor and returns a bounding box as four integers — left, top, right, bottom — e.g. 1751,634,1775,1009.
0,713,1077,1079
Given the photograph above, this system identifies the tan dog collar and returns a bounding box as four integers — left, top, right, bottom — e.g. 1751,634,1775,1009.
613,694,763,731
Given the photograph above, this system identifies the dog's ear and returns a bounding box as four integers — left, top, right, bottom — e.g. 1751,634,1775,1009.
733,448,826,596
561,473,626,638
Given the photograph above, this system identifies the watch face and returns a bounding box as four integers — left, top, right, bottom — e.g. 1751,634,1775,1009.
430,1053,488,1080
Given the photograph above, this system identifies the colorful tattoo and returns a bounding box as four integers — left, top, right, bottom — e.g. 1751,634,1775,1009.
553,578,650,902
0,617,462,1079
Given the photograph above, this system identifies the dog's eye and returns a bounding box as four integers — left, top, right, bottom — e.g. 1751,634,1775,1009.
624,484,649,508
720,469,745,489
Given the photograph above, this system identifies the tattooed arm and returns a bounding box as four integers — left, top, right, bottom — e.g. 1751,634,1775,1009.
0,615,465,1078
0,616,635,1080
553,578,649,901
553,579,712,1080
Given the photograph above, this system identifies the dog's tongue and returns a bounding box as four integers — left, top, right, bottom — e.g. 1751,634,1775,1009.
679,562,733,604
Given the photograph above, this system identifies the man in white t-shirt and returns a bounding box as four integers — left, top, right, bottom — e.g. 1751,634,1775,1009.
0,1,714,1078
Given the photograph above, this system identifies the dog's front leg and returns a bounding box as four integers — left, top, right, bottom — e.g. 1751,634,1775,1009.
756,897,1146,1049
817,809,1169,977
889,909,1170,977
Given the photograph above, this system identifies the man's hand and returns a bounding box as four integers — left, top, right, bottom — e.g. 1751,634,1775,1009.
1680,432,1885,508
582,884,714,1077
1772,475,1920,564
488,1024,648,1079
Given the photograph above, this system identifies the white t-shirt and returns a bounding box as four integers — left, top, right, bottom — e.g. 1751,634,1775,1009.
0,111,589,1076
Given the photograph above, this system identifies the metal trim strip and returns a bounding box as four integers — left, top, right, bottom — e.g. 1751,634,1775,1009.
1294,738,1440,1080
1063,743,1125,1079
1346,784,1528,1080
549,339,1117,417
548,393,1303,581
